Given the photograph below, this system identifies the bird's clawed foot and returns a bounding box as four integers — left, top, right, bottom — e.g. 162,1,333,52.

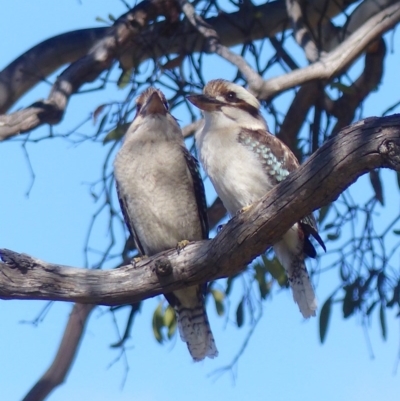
238,204,252,214
176,239,190,254
131,255,148,266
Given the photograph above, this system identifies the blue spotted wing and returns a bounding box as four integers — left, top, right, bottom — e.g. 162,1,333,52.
238,128,325,256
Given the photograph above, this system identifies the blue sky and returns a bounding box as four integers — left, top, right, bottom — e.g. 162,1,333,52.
1,1,400,401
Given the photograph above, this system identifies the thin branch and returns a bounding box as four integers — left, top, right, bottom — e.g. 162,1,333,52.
22,303,95,401
255,3,400,99
209,309,262,381
178,0,264,88
1,115,400,305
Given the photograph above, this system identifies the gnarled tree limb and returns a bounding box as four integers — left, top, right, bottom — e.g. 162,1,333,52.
0,0,360,139
0,0,180,140
0,29,107,114
1,114,400,304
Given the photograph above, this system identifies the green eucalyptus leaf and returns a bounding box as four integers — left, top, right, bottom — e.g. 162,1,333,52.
318,204,331,224
152,303,165,344
103,124,129,144
330,81,354,95
226,274,239,295
263,256,287,287
319,296,332,344
236,299,244,328
327,233,340,241
95,16,108,24
167,317,177,339
210,289,225,316
379,304,387,341
254,263,269,299
343,281,359,319
117,68,132,89
163,305,175,328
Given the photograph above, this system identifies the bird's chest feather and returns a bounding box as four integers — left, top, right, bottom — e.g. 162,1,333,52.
196,127,271,215
116,140,201,254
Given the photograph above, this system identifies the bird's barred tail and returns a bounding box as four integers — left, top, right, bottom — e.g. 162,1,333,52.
175,302,218,361
273,240,317,318
287,259,317,318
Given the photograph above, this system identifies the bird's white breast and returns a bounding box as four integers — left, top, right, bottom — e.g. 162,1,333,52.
196,112,272,215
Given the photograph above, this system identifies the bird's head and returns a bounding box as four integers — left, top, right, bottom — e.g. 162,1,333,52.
125,87,181,142
187,79,266,130
135,87,169,118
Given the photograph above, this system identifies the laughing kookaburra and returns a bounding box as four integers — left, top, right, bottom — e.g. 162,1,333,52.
114,87,218,360
188,79,326,318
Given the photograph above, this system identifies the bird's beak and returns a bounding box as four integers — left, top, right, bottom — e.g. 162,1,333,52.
187,94,221,112
141,92,167,116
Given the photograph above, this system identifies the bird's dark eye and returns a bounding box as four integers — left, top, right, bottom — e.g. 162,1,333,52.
163,100,169,111
226,91,237,102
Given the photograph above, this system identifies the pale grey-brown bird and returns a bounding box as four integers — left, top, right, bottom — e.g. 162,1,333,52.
114,87,218,360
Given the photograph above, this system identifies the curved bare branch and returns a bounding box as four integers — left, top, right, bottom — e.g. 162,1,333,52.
0,29,106,114
1,115,400,304
255,2,400,99
22,303,94,401
0,0,180,141
0,0,358,140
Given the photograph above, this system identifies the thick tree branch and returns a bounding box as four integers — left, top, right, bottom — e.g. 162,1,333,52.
0,29,106,114
1,115,400,304
0,0,180,141
278,82,320,156
286,0,324,62
0,0,358,139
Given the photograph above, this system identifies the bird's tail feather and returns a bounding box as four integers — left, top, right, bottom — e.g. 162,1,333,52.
175,303,218,361
273,241,317,318
287,261,317,318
